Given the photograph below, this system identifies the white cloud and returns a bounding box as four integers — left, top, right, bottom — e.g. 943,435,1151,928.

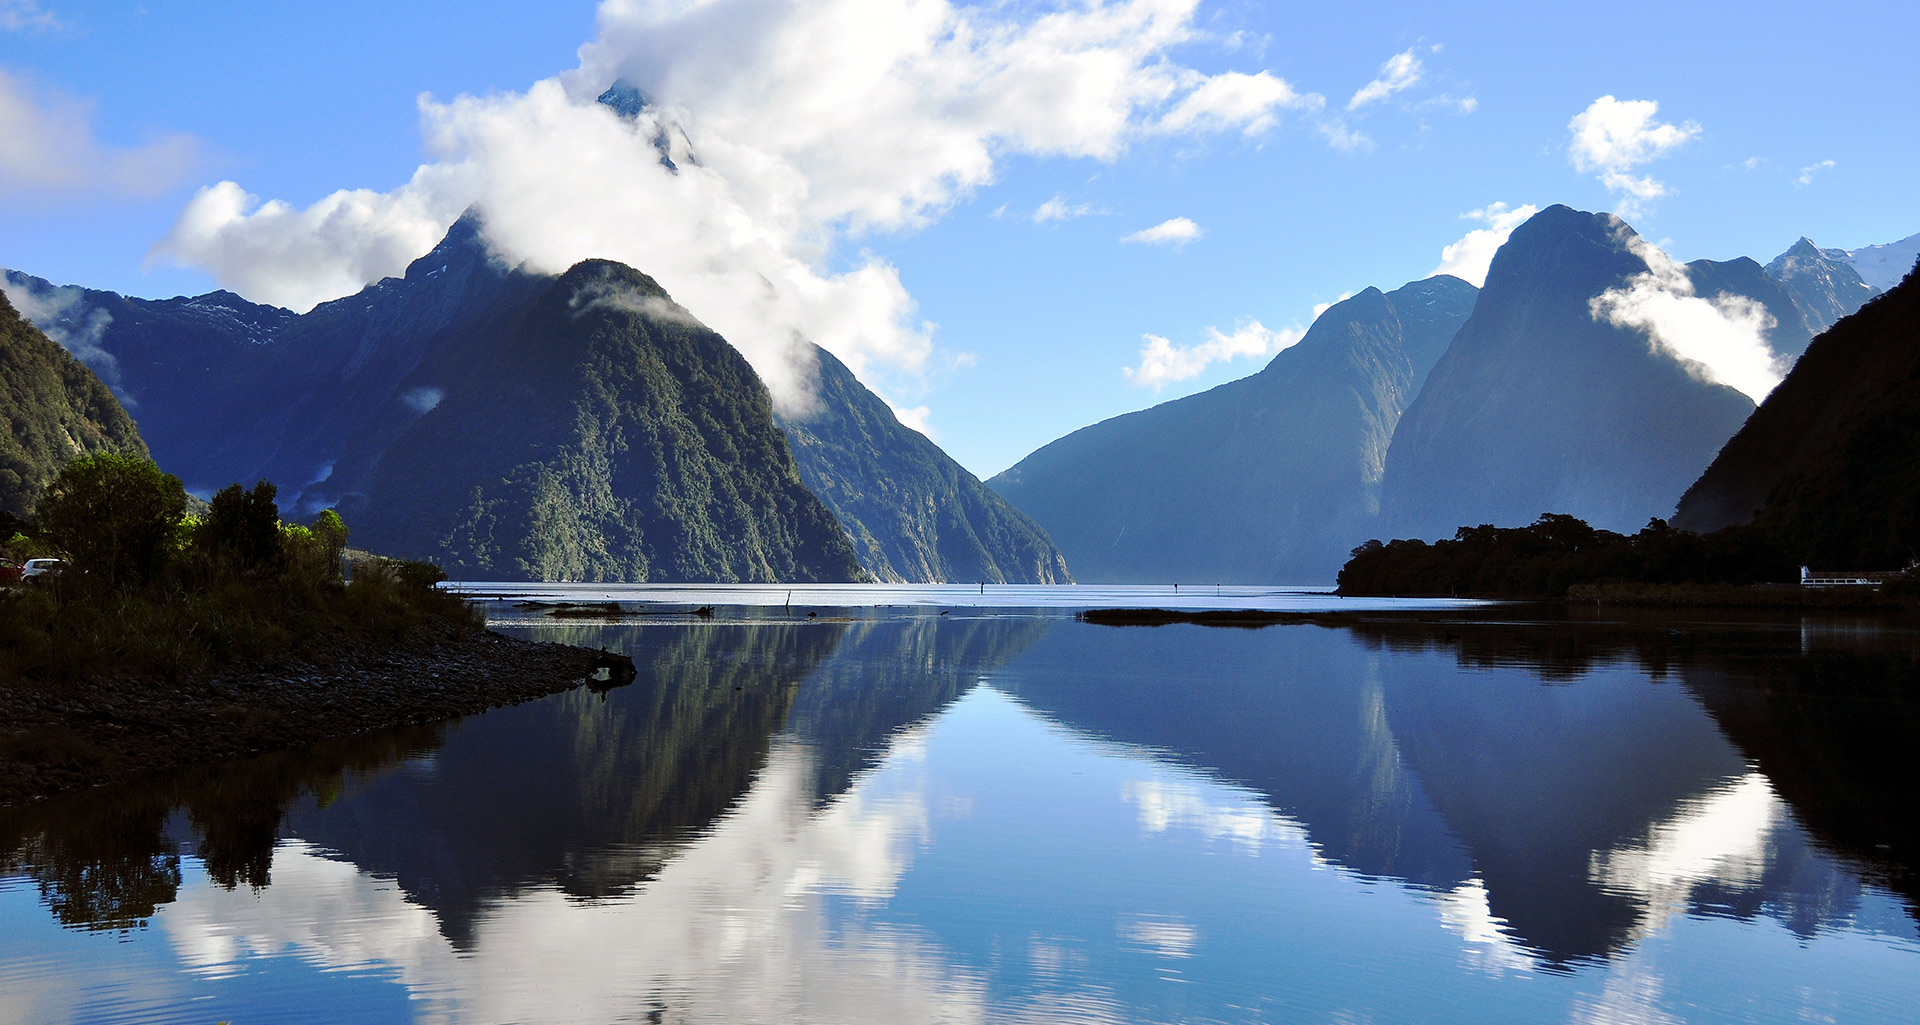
1032,195,1094,223
0,0,57,31
0,70,198,199
1348,49,1422,110
1315,120,1374,152
1795,159,1834,187
1431,201,1538,288
1590,233,1785,403
889,402,936,439
1123,318,1301,389
1121,216,1203,247
1311,292,1352,319
1159,70,1318,136
1567,96,1699,219
149,0,1321,418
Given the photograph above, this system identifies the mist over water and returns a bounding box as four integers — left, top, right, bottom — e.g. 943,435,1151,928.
4,600,1918,1023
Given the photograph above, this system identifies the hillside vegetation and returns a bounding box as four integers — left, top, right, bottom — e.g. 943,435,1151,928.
0,291,147,519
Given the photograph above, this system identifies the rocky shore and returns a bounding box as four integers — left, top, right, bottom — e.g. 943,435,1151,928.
0,630,602,806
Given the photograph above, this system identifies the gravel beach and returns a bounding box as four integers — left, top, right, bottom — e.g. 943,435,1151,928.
0,630,602,806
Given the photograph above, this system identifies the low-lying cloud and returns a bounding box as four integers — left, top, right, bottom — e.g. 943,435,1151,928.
148,0,1327,420
1431,202,1538,288
1,273,128,403
1590,235,1784,403
1124,319,1302,390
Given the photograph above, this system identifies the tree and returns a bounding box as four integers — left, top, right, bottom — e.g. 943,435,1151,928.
36,453,188,588
201,481,282,574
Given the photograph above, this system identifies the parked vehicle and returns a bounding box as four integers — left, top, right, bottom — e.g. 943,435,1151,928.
21,558,67,581
0,560,20,584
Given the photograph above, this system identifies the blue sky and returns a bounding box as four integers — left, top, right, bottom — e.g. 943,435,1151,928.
2,0,1916,476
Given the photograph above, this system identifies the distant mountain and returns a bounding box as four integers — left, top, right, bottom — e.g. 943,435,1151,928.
1,270,291,492
1379,205,1785,540
0,289,147,518
1672,261,1920,562
989,276,1477,583
1846,231,1920,292
779,347,1070,583
1764,237,1880,335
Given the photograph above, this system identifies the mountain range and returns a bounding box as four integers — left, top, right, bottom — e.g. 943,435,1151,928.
3,216,1067,582
1674,258,1920,566
989,276,1476,583
986,204,1888,581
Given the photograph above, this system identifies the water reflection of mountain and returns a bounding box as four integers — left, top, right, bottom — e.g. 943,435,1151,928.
1011,615,1919,964
0,614,1052,942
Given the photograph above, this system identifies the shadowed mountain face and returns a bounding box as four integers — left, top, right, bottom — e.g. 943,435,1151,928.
1765,237,1881,336
1380,205,1767,540
0,290,148,518
318,256,863,582
779,347,1070,583
1673,264,1920,557
5,216,1066,583
989,276,1477,583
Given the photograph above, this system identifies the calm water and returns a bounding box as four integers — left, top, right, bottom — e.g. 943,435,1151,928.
4,595,1919,1024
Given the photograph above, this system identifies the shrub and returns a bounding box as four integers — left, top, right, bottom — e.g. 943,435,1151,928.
34,453,188,588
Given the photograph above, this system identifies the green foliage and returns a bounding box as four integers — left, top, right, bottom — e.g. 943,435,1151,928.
348,259,864,582
199,480,283,574
1,457,476,686
0,289,147,519
35,453,188,588
1337,513,1797,598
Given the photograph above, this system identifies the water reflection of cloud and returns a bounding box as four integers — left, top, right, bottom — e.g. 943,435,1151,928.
1589,772,1781,933
1120,777,1307,853
1117,914,1198,959
1434,878,1533,974
161,740,983,1024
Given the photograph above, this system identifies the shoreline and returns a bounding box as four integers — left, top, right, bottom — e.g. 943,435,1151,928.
0,630,602,807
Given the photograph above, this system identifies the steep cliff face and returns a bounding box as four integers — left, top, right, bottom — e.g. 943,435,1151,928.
328,259,864,582
0,290,148,518
989,275,1477,583
1379,206,1765,540
1674,264,1920,562
780,346,1070,583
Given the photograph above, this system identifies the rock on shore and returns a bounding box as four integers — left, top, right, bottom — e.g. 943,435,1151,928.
0,630,601,806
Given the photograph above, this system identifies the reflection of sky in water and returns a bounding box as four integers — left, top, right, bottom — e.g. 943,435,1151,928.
4,619,1920,1024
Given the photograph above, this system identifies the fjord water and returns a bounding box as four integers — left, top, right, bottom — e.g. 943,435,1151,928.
4,600,1918,1024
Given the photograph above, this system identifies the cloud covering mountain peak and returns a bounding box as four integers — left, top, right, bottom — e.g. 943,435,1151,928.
149,0,1322,418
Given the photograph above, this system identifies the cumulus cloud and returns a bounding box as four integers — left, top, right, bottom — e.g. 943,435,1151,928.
1032,195,1095,223
1123,319,1301,389
1348,49,1422,110
1795,159,1834,187
1567,96,1698,218
1121,217,1203,247
1311,292,1352,320
1,274,127,402
0,70,198,199
150,0,1320,418
1590,234,1784,403
1431,201,1539,287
